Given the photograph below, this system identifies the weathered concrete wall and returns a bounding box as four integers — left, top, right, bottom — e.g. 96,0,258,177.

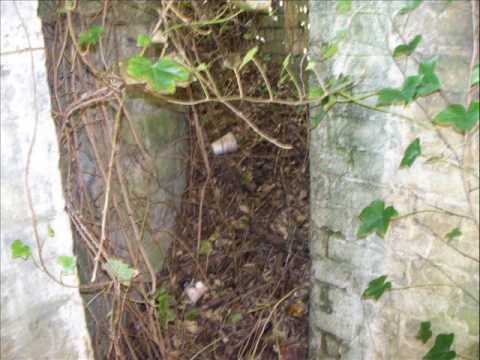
0,1,93,358
309,0,479,359
38,2,188,357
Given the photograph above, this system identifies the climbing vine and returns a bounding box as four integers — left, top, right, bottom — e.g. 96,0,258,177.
346,1,479,359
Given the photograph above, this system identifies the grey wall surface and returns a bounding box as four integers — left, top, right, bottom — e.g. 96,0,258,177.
37,2,189,357
1,1,93,359
309,0,479,359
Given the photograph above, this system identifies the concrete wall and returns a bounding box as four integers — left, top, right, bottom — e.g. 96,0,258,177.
37,2,189,357
309,0,479,359
1,1,93,358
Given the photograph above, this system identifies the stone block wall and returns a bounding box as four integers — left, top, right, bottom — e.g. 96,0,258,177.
309,1,479,359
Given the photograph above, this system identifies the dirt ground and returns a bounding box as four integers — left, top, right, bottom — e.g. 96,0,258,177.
161,75,311,359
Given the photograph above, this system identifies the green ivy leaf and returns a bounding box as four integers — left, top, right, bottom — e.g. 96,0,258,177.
377,59,440,106
155,288,176,328
377,76,423,106
377,88,404,106
103,258,138,286
11,239,32,260
416,58,441,97
322,43,338,60
311,114,323,129
423,333,456,360
357,200,399,238
137,34,152,48
185,307,200,321
416,321,433,344
150,58,190,93
278,54,292,86
401,75,424,104
196,63,208,72
239,46,258,70
78,25,104,46
263,53,272,62
58,256,76,274
471,64,479,87
306,61,316,72
445,227,462,241
127,56,153,78
128,57,190,94
229,312,243,323
309,86,324,99
48,224,55,238
282,54,291,68
399,0,423,15
393,35,422,58
362,275,392,301
336,0,352,14
199,240,213,256
400,138,421,168
323,95,337,111
433,101,479,132
281,54,291,73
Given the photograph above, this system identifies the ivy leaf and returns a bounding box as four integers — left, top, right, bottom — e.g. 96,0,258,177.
423,333,456,360
471,64,479,87
377,88,404,106
433,102,479,132
47,224,55,237
393,35,422,58
306,61,316,72
239,46,258,70
336,0,352,14
103,258,138,286
196,63,208,72
281,54,291,76
185,308,200,321
137,34,152,48
78,25,104,46
127,56,153,79
282,53,291,68
377,59,440,106
229,312,243,323
416,321,433,344
400,138,421,168
309,86,324,99
57,256,76,274
323,95,337,111
199,240,213,256
127,56,190,94
399,0,423,15
401,75,424,104
377,76,423,106
416,58,441,97
278,54,292,85
311,114,323,129
150,58,191,94
357,200,399,238
11,239,32,260
155,288,176,328
322,43,338,60
362,275,392,300
445,227,462,241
